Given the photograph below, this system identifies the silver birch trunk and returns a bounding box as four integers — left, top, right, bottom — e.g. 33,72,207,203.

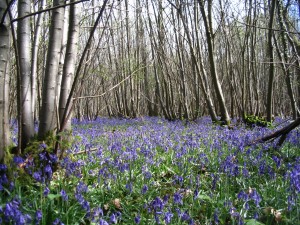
59,0,79,131
17,0,35,150
38,0,65,138
0,0,10,161
31,0,45,122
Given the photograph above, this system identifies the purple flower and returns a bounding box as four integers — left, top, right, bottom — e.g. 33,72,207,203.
164,211,173,224
126,182,132,193
110,213,117,224
33,171,43,183
213,209,220,224
76,181,88,193
60,189,68,201
53,218,64,225
44,164,53,180
44,186,50,196
141,185,148,194
134,215,141,224
99,219,109,225
35,210,42,224
151,197,164,211
173,192,183,205
249,189,261,207
13,156,24,165
0,164,7,171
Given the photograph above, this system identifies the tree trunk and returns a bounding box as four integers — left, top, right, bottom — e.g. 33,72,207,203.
198,0,230,125
266,0,276,122
39,0,65,138
31,0,45,122
0,0,11,162
59,0,79,131
18,0,35,150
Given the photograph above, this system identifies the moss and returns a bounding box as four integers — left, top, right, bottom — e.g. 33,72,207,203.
244,114,273,128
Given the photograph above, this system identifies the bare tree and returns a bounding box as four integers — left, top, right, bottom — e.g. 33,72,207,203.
0,0,11,162
59,0,79,130
266,0,276,122
198,0,230,125
38,0,65,138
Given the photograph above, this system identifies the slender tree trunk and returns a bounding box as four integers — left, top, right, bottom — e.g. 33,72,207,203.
276,0,297,119
266,0,276,122
18,0,35,150
59,0,79,131
198,0,230,125
39,0,65,138
31,0,45,122
0,0,11,162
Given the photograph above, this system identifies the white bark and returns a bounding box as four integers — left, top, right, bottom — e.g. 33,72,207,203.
31,0,45,122
38,0,65,138
59,0,79,130
17,0,35,150
0,0,10,161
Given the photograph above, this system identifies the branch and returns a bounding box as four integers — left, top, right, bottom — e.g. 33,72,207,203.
235,19,300,35
73,65,148,100
10,0,89,23
250,118,300,146
0,0,16,25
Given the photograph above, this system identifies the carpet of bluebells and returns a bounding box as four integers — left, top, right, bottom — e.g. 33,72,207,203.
0,117,300,224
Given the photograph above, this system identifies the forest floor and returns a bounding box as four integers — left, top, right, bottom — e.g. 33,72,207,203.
1,117,300,224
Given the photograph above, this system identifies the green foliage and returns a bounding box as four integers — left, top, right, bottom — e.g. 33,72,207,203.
244,114,273,127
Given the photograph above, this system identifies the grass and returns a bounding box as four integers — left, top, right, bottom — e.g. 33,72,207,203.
0,116,299,224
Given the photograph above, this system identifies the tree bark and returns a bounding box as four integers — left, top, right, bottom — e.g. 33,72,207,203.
266,0,276,122
59,0,79,131
0,0,11,162
18,0,35,150
198,0,230,125
39,0,65,138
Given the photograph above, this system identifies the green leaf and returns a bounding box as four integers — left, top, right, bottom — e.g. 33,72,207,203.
198,194,212,202
47,194,61,200
245,219,265,225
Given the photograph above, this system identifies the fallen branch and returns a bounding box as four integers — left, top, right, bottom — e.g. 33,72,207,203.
251,118,300,147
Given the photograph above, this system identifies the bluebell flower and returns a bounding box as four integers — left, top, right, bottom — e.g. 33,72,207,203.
76,181,88,193
110,213,117,224
180,211,190,221
164,211,173,224
50,154,58,163
213,209,220,224
39,143,47,150
0,164,7,171
44,186,50,196
126,182,133,193
173,192,183,205
141,185,148,194
60,189,68,201
249,189,261,207
272,156,281,168
134,215,141,224
163,194,170,203
53,218,64,225
13,156,24,165
151,197,164,211
33,171,43,183
44,164,53,180
35,210,42,224
99,218,109,225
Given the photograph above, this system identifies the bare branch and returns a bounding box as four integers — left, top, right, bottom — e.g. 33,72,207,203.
10,0,89,23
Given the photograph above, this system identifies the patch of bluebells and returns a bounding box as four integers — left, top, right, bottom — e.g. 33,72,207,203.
3,116,300,223
0,198,32,225
0,164,8,191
